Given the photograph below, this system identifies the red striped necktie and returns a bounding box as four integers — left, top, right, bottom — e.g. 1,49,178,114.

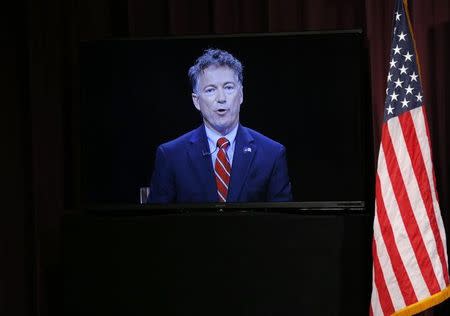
214,137,231,202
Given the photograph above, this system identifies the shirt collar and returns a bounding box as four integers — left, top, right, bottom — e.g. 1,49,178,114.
204,124,238,148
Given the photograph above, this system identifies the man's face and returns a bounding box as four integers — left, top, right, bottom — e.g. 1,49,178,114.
192,65,243,135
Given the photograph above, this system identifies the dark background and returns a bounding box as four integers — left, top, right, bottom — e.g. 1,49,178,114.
62,210,372,315
81,32,371,204
3,0,450,315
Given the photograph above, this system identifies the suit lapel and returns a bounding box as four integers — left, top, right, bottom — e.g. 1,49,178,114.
227,125,255,202
187,126,217,202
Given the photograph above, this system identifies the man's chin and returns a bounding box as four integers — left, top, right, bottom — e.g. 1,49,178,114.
212,124,231,135
205,118,238,135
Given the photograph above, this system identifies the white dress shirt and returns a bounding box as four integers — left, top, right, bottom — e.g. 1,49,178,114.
204,124,238,166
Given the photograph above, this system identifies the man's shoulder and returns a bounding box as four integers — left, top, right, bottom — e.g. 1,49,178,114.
158,126,203,151
240,126,285,150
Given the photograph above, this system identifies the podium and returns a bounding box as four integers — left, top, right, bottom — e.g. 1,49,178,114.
63,202,372,315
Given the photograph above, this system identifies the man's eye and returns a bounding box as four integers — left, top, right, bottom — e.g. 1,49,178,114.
205,88,215,94
225,85,235,91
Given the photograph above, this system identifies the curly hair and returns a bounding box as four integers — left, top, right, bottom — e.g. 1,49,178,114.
188,48,243,93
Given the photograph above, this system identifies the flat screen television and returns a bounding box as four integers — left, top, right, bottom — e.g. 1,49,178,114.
80,30,373,206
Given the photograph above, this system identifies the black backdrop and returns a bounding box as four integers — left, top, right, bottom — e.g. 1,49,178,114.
63,210,373,315
81,31,373,204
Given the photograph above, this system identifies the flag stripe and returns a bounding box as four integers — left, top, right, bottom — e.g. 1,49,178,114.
378,133,427,301
412,107,450,285
389,113,442,296
421,105,442,202
375,170,417,305
373,237,396,315
382,121,440,294
373,207,406,310
369,279,378,316
423,110,450,276
399,110,448,290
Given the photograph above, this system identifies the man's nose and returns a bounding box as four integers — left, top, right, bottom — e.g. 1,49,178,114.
216,88,226,103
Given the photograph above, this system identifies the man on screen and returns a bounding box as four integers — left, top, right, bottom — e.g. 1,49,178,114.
147,48,292,203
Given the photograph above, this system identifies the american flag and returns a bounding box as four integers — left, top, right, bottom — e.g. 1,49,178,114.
370,0,450,315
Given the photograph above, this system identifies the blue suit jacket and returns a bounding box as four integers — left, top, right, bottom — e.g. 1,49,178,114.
147,125,292,203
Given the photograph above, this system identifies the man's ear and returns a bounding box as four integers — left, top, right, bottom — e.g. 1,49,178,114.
239,86,244,105
192,93,200,110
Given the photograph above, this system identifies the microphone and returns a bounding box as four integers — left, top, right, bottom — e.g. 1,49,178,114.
202,139,230,156
202,146,218,156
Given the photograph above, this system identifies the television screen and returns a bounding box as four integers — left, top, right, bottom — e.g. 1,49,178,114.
81,31,372,205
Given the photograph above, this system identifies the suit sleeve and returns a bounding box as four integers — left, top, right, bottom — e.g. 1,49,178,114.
267,145,293,202
147,145,176,203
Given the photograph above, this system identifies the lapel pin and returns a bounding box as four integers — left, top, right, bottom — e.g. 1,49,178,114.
243,147,252,153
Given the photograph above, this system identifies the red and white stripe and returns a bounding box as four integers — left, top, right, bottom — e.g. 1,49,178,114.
371,106,449,315
215,138,231,202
